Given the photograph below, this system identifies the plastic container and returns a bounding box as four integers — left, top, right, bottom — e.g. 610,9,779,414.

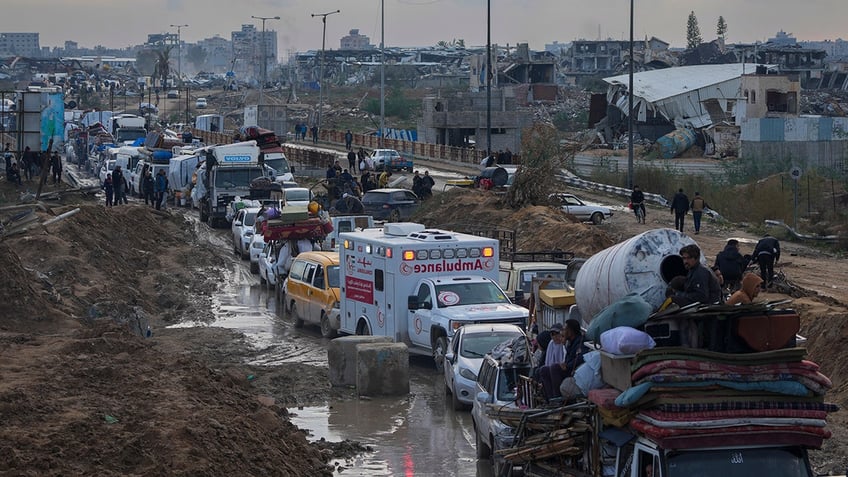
574,228,701,323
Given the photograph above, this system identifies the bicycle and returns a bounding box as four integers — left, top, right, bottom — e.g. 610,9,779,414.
632,202,645,224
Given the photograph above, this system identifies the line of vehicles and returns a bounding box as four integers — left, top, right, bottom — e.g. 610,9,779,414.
262,222,834,477
169,129,834,477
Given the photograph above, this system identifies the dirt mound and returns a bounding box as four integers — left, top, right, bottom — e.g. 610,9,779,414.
0,203,339,476
413,189,615,257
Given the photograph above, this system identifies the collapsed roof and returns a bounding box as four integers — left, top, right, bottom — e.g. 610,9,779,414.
604,63,775,128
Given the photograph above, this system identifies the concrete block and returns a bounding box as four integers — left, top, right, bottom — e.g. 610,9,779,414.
355,342,409,397
328,335,393,387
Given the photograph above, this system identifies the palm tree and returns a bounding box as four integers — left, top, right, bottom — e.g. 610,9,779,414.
152,46,173,90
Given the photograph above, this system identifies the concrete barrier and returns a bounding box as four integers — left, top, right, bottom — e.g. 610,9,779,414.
328,335,393,387
356,342,410,397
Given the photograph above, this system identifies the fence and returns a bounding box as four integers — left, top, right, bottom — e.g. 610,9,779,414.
189,127,503,171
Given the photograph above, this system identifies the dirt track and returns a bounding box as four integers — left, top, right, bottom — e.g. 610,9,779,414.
0,181,846,475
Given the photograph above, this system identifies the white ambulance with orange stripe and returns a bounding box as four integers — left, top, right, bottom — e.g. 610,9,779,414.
338,222,528,369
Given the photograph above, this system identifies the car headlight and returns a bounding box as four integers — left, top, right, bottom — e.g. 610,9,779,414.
459,367,477,381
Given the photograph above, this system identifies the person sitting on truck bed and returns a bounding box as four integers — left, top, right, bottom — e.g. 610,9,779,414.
673,244,722,306
539,320,585,401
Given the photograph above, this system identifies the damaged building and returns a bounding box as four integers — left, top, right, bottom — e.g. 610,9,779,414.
418,88,532,154
596,63,761,151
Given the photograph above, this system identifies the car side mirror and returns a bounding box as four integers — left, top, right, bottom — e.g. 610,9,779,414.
476,391,492,404
445,351,455,364
408,295,419,311
234,220,242,226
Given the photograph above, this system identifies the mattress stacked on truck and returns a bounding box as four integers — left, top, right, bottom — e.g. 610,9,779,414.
590,346,839,450
262,206,332,241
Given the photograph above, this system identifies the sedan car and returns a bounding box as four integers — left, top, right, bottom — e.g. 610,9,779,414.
445,323,527,410
195,97,207,109
232,207,260,259
362,188,420,222
370,149,413,172
472,353,534,475
551,193,613,225
259,242,277,288
248,233,266,274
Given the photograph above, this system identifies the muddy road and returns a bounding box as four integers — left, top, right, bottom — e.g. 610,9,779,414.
184,213,496,476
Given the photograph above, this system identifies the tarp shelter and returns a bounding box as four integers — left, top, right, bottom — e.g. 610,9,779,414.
604,64,776,129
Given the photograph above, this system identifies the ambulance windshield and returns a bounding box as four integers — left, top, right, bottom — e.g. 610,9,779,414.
435,282,509,307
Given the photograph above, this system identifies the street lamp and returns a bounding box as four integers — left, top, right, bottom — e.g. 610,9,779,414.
311,9,340,129
170,24,188,85
251,15,280,106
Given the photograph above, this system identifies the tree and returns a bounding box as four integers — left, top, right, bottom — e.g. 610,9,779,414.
503,124,568,209
686,11,702,50
716,16,728,41
151,46,173,89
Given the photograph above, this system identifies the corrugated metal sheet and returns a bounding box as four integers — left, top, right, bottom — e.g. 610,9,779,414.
759,118,786,141
819,117,834,141
604,64,768,103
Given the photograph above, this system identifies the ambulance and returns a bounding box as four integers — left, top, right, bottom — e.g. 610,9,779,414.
338,223,529,369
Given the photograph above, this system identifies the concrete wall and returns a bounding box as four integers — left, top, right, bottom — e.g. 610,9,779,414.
740,140,848,171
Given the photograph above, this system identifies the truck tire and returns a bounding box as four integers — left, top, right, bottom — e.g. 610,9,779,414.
291,303,305,328
591,212,604,225
433,336,448,372
320,312,337,339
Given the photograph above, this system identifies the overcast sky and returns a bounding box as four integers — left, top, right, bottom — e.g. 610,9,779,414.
4,0,846,58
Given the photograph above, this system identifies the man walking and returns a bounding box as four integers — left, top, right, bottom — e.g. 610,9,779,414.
689,192,709,234
112,166,126,205
50,151,62,185
310,125,319,144
753,234,780,290
344,129,353,151
154,169,167,211
347,149,357,173
670,188,690,233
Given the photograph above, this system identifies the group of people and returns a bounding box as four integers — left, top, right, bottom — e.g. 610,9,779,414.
666,234,782,309
3,143,63,186
630,186,710,234
292,123,320,144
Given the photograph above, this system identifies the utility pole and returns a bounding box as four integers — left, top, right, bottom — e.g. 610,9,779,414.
486,0,492,158
170,24,189,84
380,0,385,148
627,0,635,189
311,9,340,129
251,16,280,106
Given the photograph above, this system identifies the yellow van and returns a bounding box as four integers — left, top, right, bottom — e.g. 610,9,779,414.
284,251,341,338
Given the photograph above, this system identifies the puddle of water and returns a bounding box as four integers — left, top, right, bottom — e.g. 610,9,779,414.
290,369,486,477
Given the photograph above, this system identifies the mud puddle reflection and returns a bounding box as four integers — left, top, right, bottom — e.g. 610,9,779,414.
290,358,491,477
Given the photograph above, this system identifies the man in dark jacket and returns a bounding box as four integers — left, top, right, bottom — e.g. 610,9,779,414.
669,188,690,233
713,239,748,291
344,130,353,151
50,151,62,184
142,171,155,206
539,319,585,401
112,166,126,205
753,235,781,289
630,185,646,223
674,244,722,306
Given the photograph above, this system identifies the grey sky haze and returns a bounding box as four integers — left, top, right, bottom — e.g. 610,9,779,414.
3,0,846,58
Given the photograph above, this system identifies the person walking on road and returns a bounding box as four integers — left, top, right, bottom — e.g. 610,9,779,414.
344,129,353,151
670,188,690,233
154,169,167,211
310,125,319,144
142,170,155,206
347,149,357,173
50,151,63,185
753,234,781,290
690,192,709,234
630,185,646,223
102,173,114,207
